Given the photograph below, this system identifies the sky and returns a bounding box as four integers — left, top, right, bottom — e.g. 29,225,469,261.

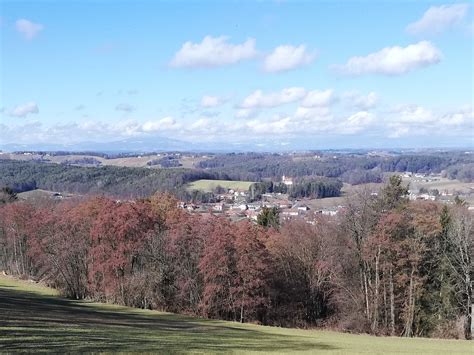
0,0,473,150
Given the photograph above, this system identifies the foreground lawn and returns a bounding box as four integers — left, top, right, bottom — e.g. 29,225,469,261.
0,276,471,354
187,179,255,192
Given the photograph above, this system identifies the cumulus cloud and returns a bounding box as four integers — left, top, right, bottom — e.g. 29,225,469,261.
15,19,44,40
294,106,331,120
245,116,295,134
200,95,225,108
441,106,474,126
9,102,39,117
142,117,180,132
343,91,378,110
170,36,257,68
2,102,471,145
301,89,335,108
407,3,470,35
394,104,435,124
340,111,376,134
263,44,316,73
115,103,135,112
235,108,259,119
332,41,442,76
240,87,306,109
387,105,473,138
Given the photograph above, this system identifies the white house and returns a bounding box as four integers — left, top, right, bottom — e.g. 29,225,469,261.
282,175,294,186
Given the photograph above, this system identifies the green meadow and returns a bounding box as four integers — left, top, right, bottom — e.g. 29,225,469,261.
187,179,254,192
0,276,471,354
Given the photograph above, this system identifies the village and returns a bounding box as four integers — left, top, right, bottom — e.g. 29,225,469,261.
177,173,474,224
13,171,474,225
177,188,342,224
177,175,342,224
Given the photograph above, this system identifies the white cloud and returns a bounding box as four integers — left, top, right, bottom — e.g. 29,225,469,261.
301,89,335,108
9,102,39,117
333,41,442,76
2,102,471,145
235,108,259,119
441,106,473,126
387,105,473,138
343,91,378,110
189,118,215,131
200,95,224,108
15,19,44,40
142,117,180,132
170,36,257,68
115,103,135,112
395,104,434,124
294,106,331,120
339,111,376,134
240,87,306,108
263,44,316,73
245,116,294,134
407,3,470,35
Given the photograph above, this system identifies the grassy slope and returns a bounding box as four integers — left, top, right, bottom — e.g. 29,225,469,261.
0,276,472,354
187,179,255,192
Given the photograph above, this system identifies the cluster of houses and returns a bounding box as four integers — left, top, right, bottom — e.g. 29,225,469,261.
402,172,440,183
177,186,343,224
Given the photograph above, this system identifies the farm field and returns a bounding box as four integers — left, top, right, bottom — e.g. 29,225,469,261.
187,179,255,192
0,152,208,169
17,189,76,201
0,276,472,354
401,176,474,194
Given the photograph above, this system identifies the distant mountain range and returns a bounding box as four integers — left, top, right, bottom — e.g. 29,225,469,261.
0,136,315,153
1,135,470,154
1,136,202,153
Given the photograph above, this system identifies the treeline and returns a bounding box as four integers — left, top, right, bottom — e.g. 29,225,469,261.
61,157,102,166
11,150,151,159
0,160,220,198
248,178,343,201
197,152,473,183
0,177,472,339
443,163,474,182
147,156,182,168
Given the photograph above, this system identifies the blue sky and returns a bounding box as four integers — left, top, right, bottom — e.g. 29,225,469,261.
0,0,473,149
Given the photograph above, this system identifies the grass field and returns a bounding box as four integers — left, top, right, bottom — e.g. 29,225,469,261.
187,179,255,192
1,276,472,354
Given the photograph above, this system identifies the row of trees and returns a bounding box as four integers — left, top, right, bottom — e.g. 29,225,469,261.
443,163,474,182
0,159,221,198
340,176,472,339
0,177,472,339
198,152,472,183
248,179,343,201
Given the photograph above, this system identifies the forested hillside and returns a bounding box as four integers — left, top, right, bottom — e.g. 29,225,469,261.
1,151,473,200
197,152,474,183
0,177,472,339
0,160,219,197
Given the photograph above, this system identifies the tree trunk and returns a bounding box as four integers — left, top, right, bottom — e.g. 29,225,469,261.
372,246,381,332
404,266,415,337
464,273,472,340
383,274,388,329
363,266,371,322
389,268,395,336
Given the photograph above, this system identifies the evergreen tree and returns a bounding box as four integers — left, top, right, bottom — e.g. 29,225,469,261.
257,207,280,229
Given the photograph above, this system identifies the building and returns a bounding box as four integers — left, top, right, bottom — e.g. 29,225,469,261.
282,175,294,186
